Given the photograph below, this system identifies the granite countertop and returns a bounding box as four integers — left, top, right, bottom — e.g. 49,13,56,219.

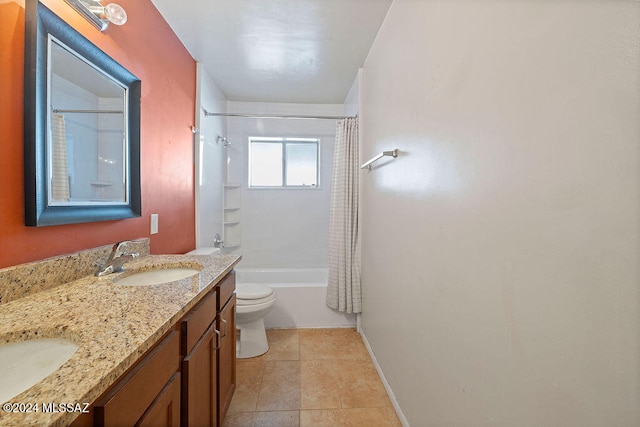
0,253,241,427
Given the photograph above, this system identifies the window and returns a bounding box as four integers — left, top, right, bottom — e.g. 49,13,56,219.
248,137,319,188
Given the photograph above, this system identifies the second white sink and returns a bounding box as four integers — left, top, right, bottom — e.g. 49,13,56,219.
114,268,200,286
0,338,79,403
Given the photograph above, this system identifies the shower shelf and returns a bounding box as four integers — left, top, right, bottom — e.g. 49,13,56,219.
90,181,113,187
223,183,241,251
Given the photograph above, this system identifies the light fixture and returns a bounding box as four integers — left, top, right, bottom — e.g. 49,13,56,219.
64,0,127,32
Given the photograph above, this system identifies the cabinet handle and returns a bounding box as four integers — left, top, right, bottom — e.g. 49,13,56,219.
214,327,221,351
220,317,227,338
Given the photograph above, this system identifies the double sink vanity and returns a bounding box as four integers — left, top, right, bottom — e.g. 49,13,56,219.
0,240,240,426
7,2,241,423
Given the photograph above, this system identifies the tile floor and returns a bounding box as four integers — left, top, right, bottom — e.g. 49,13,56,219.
223,328,402,427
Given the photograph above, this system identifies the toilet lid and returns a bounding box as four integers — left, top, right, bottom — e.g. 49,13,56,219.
236,283,274,300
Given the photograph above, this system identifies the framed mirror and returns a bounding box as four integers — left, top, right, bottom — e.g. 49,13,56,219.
24,0,141,226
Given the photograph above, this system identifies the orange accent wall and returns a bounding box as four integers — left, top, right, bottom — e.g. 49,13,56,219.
0,0,196,268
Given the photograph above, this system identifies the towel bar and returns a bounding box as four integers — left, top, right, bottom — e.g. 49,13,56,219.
360,149,398,170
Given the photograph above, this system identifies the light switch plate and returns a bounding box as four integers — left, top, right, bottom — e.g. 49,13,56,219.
150,214,159,234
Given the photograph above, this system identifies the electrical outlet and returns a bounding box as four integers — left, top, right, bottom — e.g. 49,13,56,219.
150,214,159,234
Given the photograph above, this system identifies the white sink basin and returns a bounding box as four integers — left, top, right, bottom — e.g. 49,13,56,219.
0,338,79,403
115,268,200,286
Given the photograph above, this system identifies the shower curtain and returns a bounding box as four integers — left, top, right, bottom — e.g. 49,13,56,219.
326,117,361,314
51,113,70,201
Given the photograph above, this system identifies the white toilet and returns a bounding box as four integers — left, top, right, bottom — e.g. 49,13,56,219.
235,282,276,359
186,247,276,359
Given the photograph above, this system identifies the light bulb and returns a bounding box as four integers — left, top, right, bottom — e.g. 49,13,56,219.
104,3,127,26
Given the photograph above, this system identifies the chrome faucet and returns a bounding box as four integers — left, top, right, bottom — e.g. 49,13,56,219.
213,233,224,249
95,240,140,276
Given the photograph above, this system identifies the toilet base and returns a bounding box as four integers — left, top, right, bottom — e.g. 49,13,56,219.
236,318,269,359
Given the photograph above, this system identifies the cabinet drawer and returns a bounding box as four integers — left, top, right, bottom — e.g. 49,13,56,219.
95,330,180,427
181,289,217,355
216,270,236,311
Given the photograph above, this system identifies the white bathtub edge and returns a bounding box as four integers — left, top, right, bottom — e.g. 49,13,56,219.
263,285,356,329
236,268,353,329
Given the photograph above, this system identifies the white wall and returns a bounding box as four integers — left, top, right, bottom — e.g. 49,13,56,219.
195,64,227,249
344,71,361,117
226,102,344,268
360,1,640,426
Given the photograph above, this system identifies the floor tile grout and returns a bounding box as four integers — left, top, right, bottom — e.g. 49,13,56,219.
252,360,264,412
224,328,401,426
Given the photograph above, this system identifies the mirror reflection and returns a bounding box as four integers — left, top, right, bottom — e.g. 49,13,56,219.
49,38,128,205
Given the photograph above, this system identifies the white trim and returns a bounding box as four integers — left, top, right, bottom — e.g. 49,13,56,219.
194,63,203,248
359,328,410,427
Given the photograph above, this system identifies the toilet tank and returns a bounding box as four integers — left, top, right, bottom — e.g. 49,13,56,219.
186,247,220,255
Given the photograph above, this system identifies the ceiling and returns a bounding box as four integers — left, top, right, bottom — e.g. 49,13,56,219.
150,0,392,104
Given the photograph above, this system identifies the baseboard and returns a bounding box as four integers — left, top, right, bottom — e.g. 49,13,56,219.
359,328,410,427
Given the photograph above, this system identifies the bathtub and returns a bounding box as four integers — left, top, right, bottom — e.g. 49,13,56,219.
235,268,357,328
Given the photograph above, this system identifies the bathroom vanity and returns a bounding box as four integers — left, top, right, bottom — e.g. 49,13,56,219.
0,245,240,427
71,272,236,427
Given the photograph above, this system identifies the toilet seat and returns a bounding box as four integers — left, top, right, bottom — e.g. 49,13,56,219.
236,283,275,306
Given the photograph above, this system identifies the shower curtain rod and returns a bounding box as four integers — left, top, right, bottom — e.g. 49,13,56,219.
52,108,124,114
203,109,356,120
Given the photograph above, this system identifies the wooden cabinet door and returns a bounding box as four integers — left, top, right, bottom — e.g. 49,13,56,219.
217,295,236,427
135,373,181,427
182,320,218,427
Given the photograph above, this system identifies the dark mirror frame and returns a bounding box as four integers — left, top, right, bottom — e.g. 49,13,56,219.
24,0,141,227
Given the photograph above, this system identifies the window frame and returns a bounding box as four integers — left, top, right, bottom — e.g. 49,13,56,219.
248,136,321,189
